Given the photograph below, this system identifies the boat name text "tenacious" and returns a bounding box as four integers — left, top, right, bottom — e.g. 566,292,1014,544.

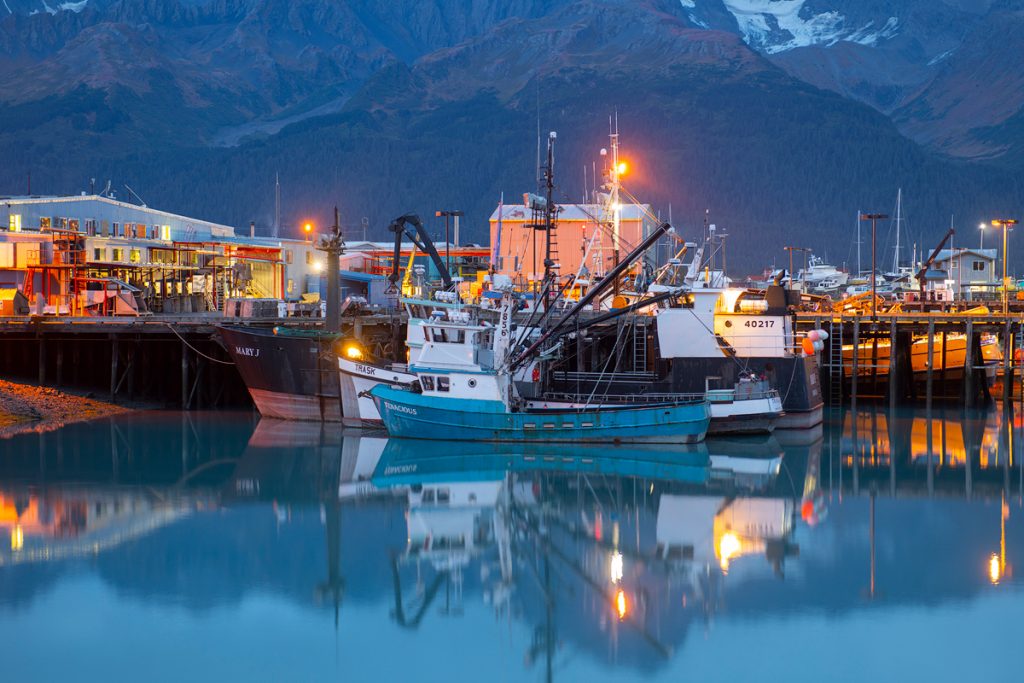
235,346,260,357
384,401,418,416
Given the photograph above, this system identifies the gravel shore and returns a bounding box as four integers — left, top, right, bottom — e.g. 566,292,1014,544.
0,379,132,439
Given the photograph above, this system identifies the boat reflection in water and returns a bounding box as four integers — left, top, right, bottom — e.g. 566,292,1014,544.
2,410,1024,681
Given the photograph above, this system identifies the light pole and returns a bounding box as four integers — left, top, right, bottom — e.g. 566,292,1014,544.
861,213,889,319
435,210,464,277
784,246,810,292
980,222,987,250
992,219,1018,315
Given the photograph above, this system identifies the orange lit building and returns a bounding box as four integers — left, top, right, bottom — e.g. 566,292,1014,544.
489,202,656,284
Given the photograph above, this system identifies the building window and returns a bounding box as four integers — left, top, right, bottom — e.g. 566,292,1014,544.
85,219,97,236
285,250,293,264
40,217,51,229
973,261,986,271
160,225,171,241
59,217,68,229
69,219,80,232
129,249,141,264
112,222,120,237
112,248,124,262
93,248,104,261
8,214,21,232
306,251,314,265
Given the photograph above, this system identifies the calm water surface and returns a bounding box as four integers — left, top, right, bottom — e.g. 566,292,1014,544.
1,407,1021,682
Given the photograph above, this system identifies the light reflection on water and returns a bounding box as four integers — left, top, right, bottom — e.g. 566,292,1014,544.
0,407,1021,682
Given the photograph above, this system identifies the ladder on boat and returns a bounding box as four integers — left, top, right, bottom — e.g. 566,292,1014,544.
632,316,648,373
827,319,843,406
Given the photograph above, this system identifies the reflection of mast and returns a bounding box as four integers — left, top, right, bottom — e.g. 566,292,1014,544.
390,555,445,629
316,500,344,628
514,501,673,659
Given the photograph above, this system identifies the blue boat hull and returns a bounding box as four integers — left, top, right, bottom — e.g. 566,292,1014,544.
370,386,710,444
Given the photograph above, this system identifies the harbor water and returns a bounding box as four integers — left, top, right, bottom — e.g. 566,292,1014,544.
1,408,1021,682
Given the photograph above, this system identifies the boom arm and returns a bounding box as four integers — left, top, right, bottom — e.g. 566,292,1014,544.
915,228,955,286
387,214,454,289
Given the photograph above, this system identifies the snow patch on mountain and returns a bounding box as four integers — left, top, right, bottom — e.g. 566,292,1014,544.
59,0,88,11
679,0,696,7
721,0,899,53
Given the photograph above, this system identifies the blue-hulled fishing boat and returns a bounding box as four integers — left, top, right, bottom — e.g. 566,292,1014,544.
368,291,711,444
371,384,709,443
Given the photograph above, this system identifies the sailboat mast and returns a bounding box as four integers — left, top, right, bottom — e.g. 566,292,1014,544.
857,209,862,275
893,188,902,273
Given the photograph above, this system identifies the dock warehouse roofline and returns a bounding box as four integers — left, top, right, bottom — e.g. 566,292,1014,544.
2,194,237,239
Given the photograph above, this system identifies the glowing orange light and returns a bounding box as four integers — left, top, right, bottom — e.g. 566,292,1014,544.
615,589,627,620
990,553,1001,584
616,161,628,176
304,222,313,233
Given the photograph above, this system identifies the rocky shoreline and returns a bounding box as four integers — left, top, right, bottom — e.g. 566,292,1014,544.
0,379,132,439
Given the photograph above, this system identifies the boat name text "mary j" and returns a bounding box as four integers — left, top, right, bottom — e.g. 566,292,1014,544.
234,346,260,357
384,402,418,416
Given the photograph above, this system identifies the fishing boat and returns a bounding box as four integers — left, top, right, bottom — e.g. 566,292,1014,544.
218,325,342,421
798,255,849,291
370,307,711,444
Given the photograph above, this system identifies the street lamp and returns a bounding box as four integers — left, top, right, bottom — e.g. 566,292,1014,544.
991,219,1018,315
979,223,987,250
303,221,313,243
435,210,464,277
861,213,889,319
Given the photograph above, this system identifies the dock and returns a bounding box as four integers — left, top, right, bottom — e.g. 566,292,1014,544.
0,313,403,410
797,311,1024,408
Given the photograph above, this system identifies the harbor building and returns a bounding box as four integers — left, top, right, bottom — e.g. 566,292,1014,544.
0,194,340,314
932,248,998,301
488,202,657,284
0,193,498,316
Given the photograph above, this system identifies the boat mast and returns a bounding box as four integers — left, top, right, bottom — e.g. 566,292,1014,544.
893,188,902,274
542,131,557,308
609,115,622,295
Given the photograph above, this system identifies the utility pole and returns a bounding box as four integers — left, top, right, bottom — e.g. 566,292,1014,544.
861,213,889,319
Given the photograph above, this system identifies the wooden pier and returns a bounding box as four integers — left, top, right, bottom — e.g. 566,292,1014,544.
797,312,1024,408
0,314,402,410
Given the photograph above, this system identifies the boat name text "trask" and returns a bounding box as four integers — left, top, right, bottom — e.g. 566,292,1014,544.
235,346,260,357
384,402,418,416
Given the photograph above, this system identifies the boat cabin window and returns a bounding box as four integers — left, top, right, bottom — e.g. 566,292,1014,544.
421,376,435,391
436,488,450,504
429,327,465,344
422,489,435,503
437,377,450,392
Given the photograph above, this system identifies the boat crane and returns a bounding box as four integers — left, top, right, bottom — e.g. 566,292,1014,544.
386,214,455,290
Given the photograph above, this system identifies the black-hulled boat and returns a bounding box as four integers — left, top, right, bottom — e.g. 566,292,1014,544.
218,326,343,422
